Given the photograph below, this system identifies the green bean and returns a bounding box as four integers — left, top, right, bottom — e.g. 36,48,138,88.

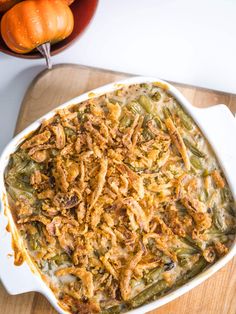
6,175,32,192
12,158,40,178
175,257,207,287
26,161,39,173
128,279,169,308
190,155,203,170
175,247,198,257
120,116,132,127
144,267,162,284
11,154,28,171
125,163,146,173
29,235,39,251
207,228,229,242
199,191,205,202
151,91,161,102
109,98,123,105
51,253,70,265
177,110,193,130
77,111,87,122
199,188,208,202
202,169,210,177
190,167,197,175
140,83,150,89
142,114,156,139
180,257,191,267
142,114,153,127
220,188,231,204
127,101,145,115
204,188,209,198
64,128,76,137
154,116,164,129
180,236,201,251
220,189,226,203
163,107,172,118
213,206,226,232
10,151,36,174
211,225,235,237
183,138,205,158
176,247,199,267
142,128,154,141
7,185,35,204
115,89,123,96
207,227,223,235
138,95,153,113
101,304,125,314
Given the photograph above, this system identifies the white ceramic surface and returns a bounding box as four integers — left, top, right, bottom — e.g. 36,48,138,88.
0,77,236,314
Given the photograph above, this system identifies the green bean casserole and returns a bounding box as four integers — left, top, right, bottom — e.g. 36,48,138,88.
5,83,236,313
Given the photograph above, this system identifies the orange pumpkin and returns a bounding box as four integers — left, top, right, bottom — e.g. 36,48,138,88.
0,0,74,54
63,0,75,5
0,0,21,12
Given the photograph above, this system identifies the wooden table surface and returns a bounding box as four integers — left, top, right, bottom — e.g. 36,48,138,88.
1,64,236,314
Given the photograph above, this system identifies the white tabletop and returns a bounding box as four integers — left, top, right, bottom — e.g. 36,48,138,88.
0,0,236,153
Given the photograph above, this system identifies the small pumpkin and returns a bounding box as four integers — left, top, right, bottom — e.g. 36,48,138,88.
0,0,21,12
0,0,74,68
63,0,75,5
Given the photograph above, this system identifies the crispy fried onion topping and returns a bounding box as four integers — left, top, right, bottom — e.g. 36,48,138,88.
56,267,94,298
165,117,190,170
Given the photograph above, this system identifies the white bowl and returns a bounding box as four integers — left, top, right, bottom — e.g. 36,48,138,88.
0,77,236,314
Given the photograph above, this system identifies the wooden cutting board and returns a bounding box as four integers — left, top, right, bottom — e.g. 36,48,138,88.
1,64,236,314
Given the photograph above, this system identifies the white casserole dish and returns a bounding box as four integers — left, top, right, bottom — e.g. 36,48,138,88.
0,76,236,314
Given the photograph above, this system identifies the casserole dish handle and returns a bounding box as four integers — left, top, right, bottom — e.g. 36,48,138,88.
193,104,236,201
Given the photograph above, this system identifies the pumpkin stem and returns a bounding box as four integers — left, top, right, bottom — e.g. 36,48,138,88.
37,42,52,69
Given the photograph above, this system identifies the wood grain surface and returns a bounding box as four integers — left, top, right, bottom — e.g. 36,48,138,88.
1,64,236,314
